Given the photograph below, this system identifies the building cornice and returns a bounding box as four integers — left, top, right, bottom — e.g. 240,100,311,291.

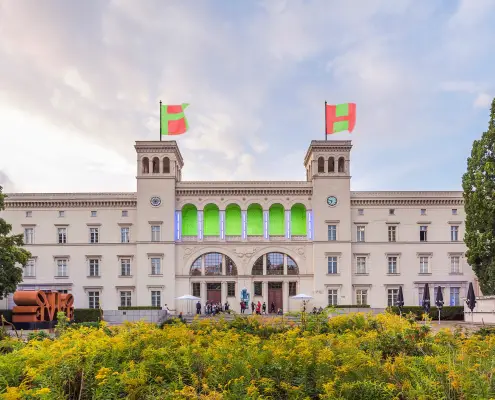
176,181,313,197
350,191,464,206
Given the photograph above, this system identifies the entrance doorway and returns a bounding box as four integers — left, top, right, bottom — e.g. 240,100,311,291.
268,282,283,313
207,283,221,303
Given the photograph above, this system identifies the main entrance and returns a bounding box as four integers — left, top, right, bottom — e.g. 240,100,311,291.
207,282,221,303
268,282,283,313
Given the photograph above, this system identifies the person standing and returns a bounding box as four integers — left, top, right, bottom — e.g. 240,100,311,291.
262,302,267,315
270,302,275,313
196,301,201,315
251,301,255,314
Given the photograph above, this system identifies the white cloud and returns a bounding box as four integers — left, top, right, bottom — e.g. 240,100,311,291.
64,68,93,99
474,93,493,109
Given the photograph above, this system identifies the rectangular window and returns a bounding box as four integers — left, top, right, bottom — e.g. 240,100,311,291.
387,256,398,274
24,228,34,244
452,209,458,215
151,225,161,242
420,225,428,242
227,282,235,297
289,282,297,296
451,226,459,242
328,289,338,306
356,257,367,274
120,258,131,276
356,289,368,306
57,227,67,244
122,210,128,217
356,225,365,242
419,256,429,274
121,227,130,243
25,211,32,218
254,282,262,296
151,291,161,307
89,259,100,277
418,287,424,306
389,209,395,215
151,258,161,275
327,225,337,241
56,259,68,277
450,256,460,273
120,291,132,307
387,289,399,307
388,226,397,242
58,210,65,217
24,258,36,277
450,287,460,306
420,209,426,215
88,291,100,309
89,227,99,243
358,209,364,215
192,282,201,297
91,210,97,217
327,256,338,274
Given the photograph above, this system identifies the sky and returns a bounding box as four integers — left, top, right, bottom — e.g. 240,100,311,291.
0,0,494,193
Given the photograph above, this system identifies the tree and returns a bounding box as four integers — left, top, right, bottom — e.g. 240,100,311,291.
0,185,31,299
463,97,495,295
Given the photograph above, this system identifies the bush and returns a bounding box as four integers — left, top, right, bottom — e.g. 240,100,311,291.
117,306,161,310
333,304,371,308
27,331,52,342
390,306,464,320
70,322,101,329
74,308,102,322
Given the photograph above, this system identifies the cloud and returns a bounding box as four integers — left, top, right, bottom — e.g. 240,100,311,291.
473,93,493,109
0,170,15,193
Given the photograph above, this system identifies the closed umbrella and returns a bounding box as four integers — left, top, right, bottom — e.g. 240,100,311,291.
397,286,404,317
435,286,444,324
422,283,430,323
466,282,477,323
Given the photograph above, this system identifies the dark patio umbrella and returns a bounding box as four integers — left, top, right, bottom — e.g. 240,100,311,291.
435,286,444,324
466,282,477,322
397,286,405,316
422,283,430,318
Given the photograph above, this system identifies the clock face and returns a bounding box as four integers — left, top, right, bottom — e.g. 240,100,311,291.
150,196,162,207
327,196,338,207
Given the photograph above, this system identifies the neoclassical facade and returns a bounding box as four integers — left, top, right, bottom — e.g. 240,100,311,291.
0,140,477,312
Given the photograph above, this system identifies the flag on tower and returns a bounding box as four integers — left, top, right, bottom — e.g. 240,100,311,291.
325,102,356,134
160,103,189,136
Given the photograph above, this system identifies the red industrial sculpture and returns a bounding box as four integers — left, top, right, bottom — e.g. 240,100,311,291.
12,290,74,323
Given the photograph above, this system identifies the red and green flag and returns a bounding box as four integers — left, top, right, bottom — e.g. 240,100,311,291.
160,103,189,135
325,102,356,134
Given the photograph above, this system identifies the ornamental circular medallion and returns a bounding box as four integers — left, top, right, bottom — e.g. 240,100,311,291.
327,196,338,207
150,196,162,207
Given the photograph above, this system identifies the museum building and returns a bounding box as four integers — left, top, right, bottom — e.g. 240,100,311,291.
0,140,476,312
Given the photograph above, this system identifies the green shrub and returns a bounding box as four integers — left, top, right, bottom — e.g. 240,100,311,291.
27,331,52,342
333,305,371,308
117,306,161,310
74,308,102,322
338,381,397,400
390,306,464,320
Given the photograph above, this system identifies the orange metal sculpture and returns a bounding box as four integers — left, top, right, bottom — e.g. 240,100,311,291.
12,290,74,323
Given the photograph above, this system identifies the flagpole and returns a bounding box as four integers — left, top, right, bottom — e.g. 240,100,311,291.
159,100,162,141
324,100,327,141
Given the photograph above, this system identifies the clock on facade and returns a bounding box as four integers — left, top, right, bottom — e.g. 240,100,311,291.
327,196,338,207
150,196,162,207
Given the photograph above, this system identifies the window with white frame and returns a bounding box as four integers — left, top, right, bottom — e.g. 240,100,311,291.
418,287,424,306
389,209,395,215
358,209,364,215
328,289,338,306
120,258,131,276
420,225,428,242
450,287,460,306
57,227,67,244
356,226,365,242
24,258,36,277
387,256,398,274
91,210,97,217
88,291,100,309
58,210,65,217
419,256,429,274
327,256,338,274
25,211,32,218
151,225,161,242
89,227,99,243
120,291,132,307
452,209,458,215
151,290,161,307
451,225,459,242
120,227,130,243
24,227,34,244
420,209,426,215
356,289,368,306
56,259,68,277
327,225,337,241
387,288,399,307
122,210,128,217
356,256,367,274
88,259,100,277
450,255,461,273
388,225,397,242
151,258,161,275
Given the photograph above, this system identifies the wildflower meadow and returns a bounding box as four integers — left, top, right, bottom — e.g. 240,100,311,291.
0,312,494,399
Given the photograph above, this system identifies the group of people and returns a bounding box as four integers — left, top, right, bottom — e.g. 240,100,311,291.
311,306,325,314
240,300,283,315
196,301,230,315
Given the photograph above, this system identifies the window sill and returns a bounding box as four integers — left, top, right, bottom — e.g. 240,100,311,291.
449,272,463,275
118,275,133,278
386,273,400,276
326,273,340,276
418,273,432,275
23,276,36,279
87,275,101,278
54,276,69,279
355,272,369,276
149,274,163,277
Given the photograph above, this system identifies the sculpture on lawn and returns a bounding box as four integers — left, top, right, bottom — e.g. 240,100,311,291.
12,290,74,323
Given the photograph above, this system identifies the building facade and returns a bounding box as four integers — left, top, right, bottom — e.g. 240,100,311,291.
0,140,476,312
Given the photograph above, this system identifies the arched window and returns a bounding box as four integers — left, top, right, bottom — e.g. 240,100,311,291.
318,157,324,173
269,204,284,236
152,157,160,173
190,257,202,276
250,253,299,276
225,204,241,236
182,204,198,236
142,157,150,174
267,252,284,275
252,256,263,275
205,253,222,275
162,157,170,173
204,204,220,236
338,157,345,173
287,256,299,275
290,203,307,236
247,203,263,236
189,252,237,277
226,256,238,276
328,157,335,172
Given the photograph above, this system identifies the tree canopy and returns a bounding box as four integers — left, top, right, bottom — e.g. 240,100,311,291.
462,97,495,295
0,186,31,299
